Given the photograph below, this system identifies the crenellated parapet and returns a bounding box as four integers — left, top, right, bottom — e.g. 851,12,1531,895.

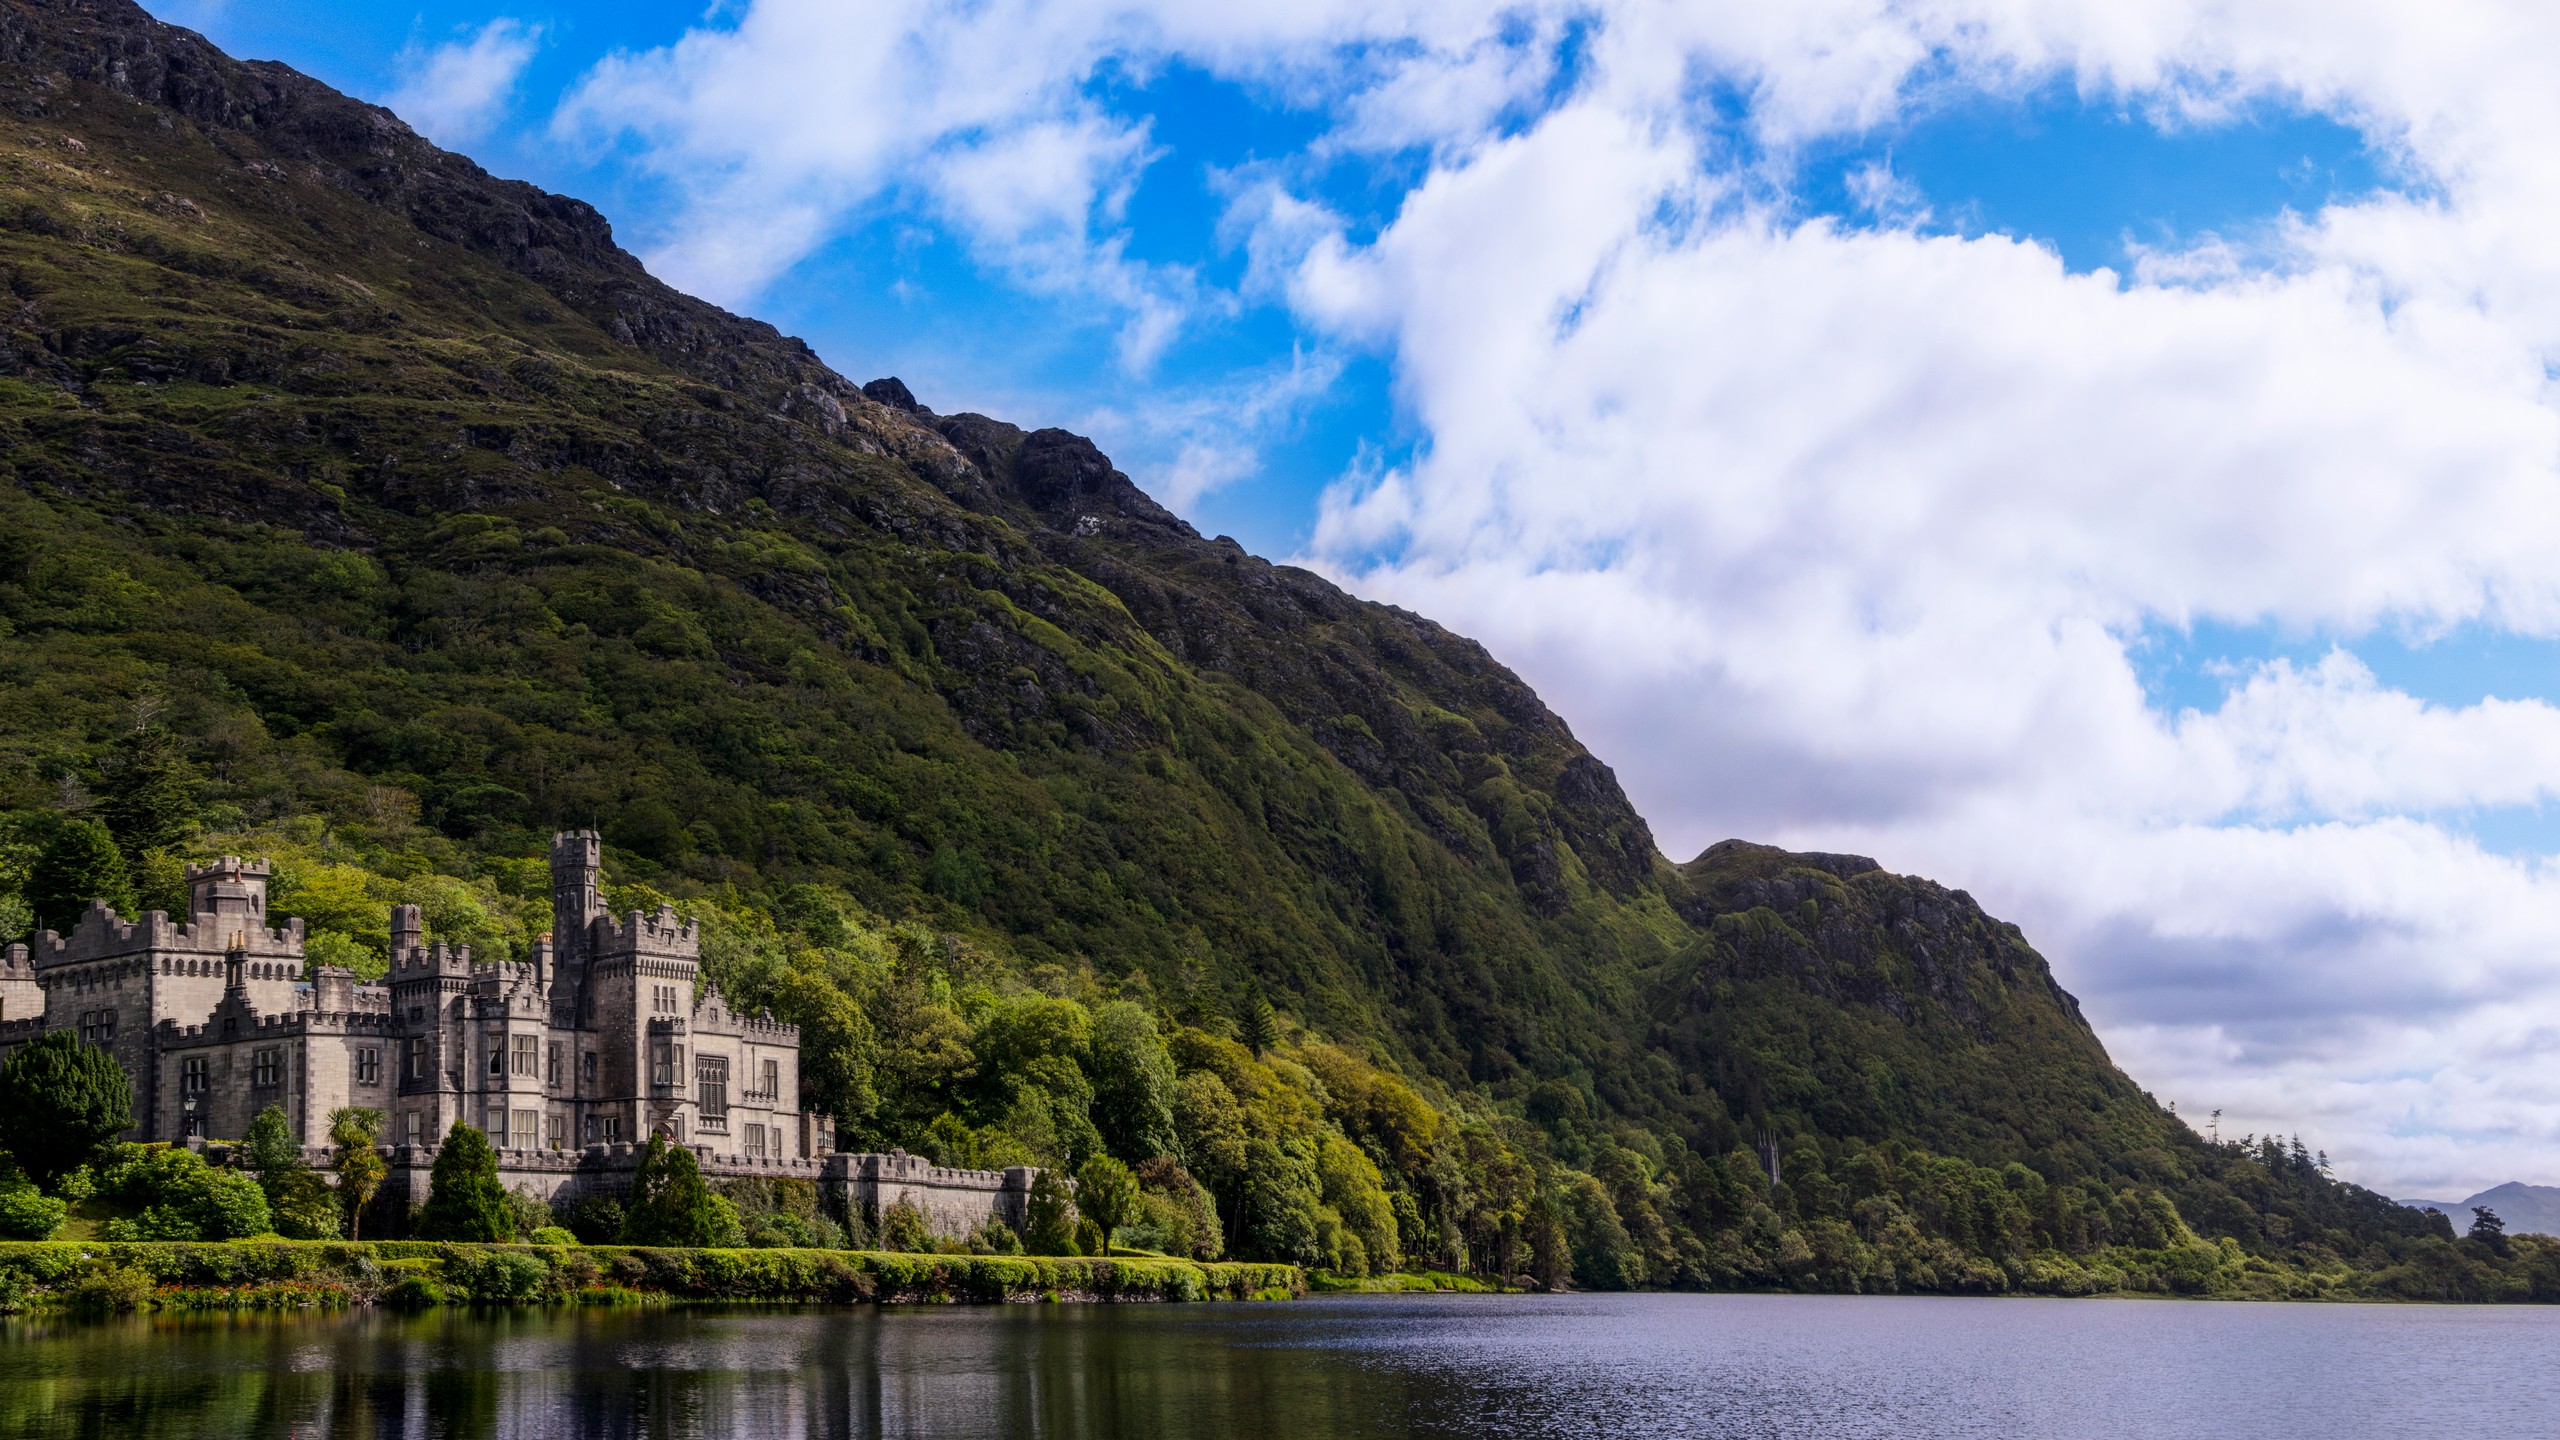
31,901,306,970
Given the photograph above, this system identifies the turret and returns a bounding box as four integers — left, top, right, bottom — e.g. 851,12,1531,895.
389,904,423,968
550,830,601,966
186,856,269,924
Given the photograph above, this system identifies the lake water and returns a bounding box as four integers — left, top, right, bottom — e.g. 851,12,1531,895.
3,1293,2553,1439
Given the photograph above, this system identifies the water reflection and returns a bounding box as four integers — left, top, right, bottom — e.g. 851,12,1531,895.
4,1294,2557,1439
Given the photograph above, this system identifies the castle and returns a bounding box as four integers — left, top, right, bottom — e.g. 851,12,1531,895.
0,833,1031,1235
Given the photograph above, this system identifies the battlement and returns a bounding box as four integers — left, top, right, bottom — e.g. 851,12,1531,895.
391,938,474,977
31,902,305,969
595,904,699,958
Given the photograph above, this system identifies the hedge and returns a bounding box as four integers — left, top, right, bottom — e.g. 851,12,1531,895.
0,1241,1303,1311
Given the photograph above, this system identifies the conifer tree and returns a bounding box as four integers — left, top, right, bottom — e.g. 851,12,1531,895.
1022,1169,1080,1255
1238,989,1278,1057
0,1029,134,1188
620,1131,739,1246
25,818,134,934
415,1120,515,1242
95,724,198,862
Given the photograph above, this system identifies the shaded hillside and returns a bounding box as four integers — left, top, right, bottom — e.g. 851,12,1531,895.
0,0,2541,1298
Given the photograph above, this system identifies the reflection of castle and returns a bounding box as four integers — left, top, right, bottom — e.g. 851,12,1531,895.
0,832,828,1166
0,833,1035,1234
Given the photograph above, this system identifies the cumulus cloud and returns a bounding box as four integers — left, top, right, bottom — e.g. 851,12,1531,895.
386,19,543,147
567,0,2560,1197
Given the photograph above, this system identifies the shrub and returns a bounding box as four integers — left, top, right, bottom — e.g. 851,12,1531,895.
876,1200,931,1253
66,1263,154,1316
455,1250,547,1304
415,1123,514,1242
380,1273,445,1309
0,1030,136,1188
270,1170,341,1240
103,1146,272,1239
0,1185,66,1240
529,1226,577,1246
562,1194,625,1246
622,1135,739,1247
1022,1171,1079,1255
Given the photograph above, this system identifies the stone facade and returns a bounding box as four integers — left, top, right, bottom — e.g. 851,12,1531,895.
0,833,1033,1238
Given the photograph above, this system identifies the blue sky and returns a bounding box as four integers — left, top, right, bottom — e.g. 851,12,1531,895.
141,0,2560,1192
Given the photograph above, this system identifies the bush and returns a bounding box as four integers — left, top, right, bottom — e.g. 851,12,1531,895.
269,1170,341,1240
0,1185,66,1240
877,1200,931,1253
102,1146,271,1239
66,1263,154,1316
562,1195,625,1246
529,1226,577,1246
622,1135,740,1247
1022,1171,1078,1256
454,1250,547,1304
380,1273,445,1309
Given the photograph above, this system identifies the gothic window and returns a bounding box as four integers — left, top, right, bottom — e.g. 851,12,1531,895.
488,1043,505,1077
651,1043,682,1087
511,1035,539,1078
404,1110,424,1144
403,1037,429,1083
355,1047,381,1085
581,1051,597,1086
546,1113,565,1150
180,1056,208,1095
78,1009,115,1044
511,1109,539,1149
743,1124,766,1159
761,1058,780,1099
697,1055,728,1118
547,1042,561,1087
252,1048,283,1088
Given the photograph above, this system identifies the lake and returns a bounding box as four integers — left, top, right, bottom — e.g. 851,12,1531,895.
2,1293,2552,1438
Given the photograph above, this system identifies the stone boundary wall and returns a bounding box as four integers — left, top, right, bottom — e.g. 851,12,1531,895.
357,1142,1034,1237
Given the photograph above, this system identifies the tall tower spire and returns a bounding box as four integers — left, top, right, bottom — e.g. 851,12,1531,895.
550,829,602,979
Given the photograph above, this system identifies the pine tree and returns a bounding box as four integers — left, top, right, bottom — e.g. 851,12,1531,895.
0,1029,134,1188
415,1120,515,1242
95,724,198,862
25,818,135,934
1239,989,1278,1057
620,1131,738,1246
1022,1168,1080,1255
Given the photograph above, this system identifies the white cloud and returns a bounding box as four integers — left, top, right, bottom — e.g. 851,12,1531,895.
564,0,2560,1197
386,19,543,147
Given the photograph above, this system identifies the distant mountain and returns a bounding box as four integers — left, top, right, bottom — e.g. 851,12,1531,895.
2402,1183,2560,1237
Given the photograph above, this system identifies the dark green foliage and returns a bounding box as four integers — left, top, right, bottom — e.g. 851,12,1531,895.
621,1133,740,1247
1088,1002,1181,1162
876,1199,931,1253
96,1144,269,1239
1239,994,1279,1058
415,1123,515,1243
242,1104,301,1192
1075,1154,1140,1254
0,1031,134,1187
94,724,198,861
329,1108,386,1240
1022,1171,1080,1256
0,1184,65,1239
562,1195,626,1247
24,821,133,936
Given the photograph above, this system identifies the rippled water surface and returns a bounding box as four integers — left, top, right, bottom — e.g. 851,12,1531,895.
4,1294,2555,1438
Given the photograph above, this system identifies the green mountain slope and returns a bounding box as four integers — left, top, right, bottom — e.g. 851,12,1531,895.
0,0,2547,1299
